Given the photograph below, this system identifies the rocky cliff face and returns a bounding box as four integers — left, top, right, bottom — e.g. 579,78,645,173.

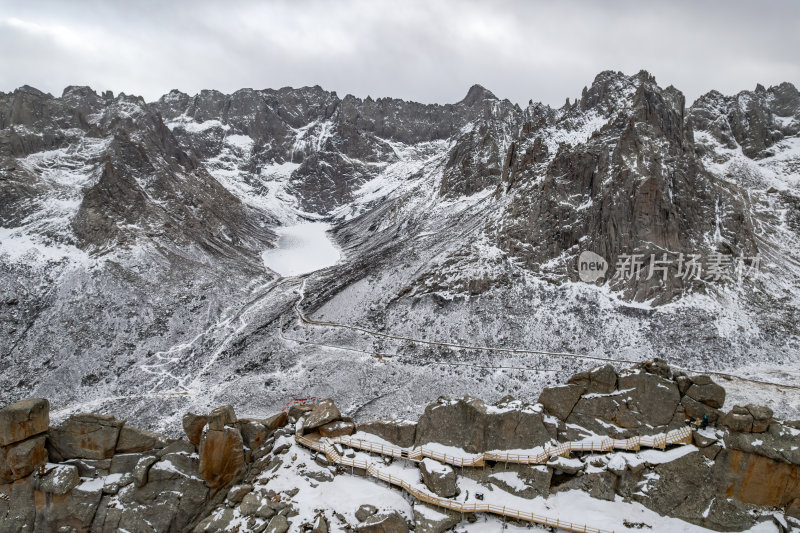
2,361,798,532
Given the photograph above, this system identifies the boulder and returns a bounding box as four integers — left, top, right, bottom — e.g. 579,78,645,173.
114,453,208,532
686,377,726,408
357,419,416,448
0,435,48,483
110,452,149,475
264,411,289,430
0,398,49,446
413,503,460,533
66,457,112,478
303,400,341,432
538,384,584,421
589,364,618,393
746,404,773,433
227,483,252,503
319,420,355,438
265,514,290,533
674,375,692,395
133,454,159,487
547,455,584,475
239,491,272,517
356,504,378,521
182,412,208,446
692,430,718,448
312,514,330,533
199,426,245,489
357,511,409,533
415,397,550,453
35,464,80,494
116,424,169,453
288,404,314,421
238,419,270,450
567,370,590,388
208,405,237,430
680,396,723,425
488,464,551,499
565,371,680,437
722,406,754,433
48,413,125,460
643,358,672,379
419,458,457,498
724,424,800,466
568,364,618,393
158,438,196,456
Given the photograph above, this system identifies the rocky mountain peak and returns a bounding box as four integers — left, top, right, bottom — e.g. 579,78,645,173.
460,83,498,106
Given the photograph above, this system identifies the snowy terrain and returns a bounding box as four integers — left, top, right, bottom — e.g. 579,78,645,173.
1,71,799,435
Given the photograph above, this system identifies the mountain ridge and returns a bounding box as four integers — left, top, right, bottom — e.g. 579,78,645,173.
1,69,799,435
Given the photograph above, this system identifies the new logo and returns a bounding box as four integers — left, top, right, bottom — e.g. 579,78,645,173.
577,251,609,282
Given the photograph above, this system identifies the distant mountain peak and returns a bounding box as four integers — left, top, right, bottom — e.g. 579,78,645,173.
460,84,498,106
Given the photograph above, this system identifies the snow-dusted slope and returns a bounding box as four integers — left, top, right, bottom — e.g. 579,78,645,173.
1,72,799,431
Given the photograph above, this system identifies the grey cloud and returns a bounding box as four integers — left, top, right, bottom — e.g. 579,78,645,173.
0,0,797,106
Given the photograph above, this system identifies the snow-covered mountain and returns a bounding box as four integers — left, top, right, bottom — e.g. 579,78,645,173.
1,71,799,430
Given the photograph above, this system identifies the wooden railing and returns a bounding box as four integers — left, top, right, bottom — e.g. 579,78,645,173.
295,426,693,533
296,433,621,533
327,426,692,468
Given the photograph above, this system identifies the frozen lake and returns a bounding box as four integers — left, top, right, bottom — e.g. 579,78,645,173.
262,222,341,277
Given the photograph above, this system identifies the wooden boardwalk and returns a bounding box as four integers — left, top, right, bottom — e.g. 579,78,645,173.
295,426,693,533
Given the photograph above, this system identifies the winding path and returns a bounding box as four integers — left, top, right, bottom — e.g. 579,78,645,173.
296,426,693,533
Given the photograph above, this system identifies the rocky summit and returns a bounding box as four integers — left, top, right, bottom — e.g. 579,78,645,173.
1,360,799,532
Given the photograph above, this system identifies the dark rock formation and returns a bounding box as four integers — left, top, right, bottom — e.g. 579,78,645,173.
357,419,417,448
419,458,457,498
414,397,550,453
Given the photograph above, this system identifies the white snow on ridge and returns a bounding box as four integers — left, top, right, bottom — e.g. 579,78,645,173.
166,116,230,133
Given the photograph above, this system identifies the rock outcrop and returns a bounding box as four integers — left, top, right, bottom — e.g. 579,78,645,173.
0,399,49,485
415,397,550,453
357,419,417,448
2,363,799,532
419,458,457,498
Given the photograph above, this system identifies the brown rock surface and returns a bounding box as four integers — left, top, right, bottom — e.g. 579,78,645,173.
116,424,169,453
264,411,288,430
0,435,48,483
0,398,50,446
303,400,342,432
720,449,800,507
199,426,244,489
183,412,208,446
208,405,237,431
48,413,124,460
722,406,754,433
319,420,355,438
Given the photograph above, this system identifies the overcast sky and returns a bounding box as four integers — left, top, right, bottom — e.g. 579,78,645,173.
1,0,798,107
